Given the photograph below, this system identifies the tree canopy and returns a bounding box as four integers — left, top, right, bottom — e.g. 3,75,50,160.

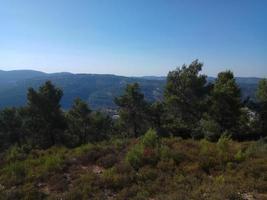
0,61,266,151
164,60,210,137
115,83,149,137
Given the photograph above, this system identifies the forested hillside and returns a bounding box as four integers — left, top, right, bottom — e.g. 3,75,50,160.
0,60,267,199
0,69,261,109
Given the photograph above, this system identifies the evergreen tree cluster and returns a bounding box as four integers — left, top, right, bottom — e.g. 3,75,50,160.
0,60,266,150
115,60,267,141
0,82,112,150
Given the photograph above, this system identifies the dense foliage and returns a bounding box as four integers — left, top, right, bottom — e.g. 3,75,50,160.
0,60,266,150
0,70,261,110
115,83,149,137
164,60,211,138
256,79,267,137
0,60,266,199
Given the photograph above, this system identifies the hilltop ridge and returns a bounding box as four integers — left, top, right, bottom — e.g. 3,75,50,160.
0,69,262,109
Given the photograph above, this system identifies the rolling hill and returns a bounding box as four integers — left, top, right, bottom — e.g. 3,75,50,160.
0,70,262,110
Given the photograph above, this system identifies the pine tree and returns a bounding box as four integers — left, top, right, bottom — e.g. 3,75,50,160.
256,78,267,137
66,98,92,145
210,71,242,135
0,108,22,150
25,81,66,148
115,83,148,137
164,60,210,137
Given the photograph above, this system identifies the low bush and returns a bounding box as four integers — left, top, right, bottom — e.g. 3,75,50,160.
200,117,221,142
43,154,64,172
97,153,117,168
73,143,94,157
100,167,132,190
1,161,27,185
141,129,159,148
125,143,144,170
126,129,161,170
137,166,158,182
244,139,267,158
216,134,232,163
234,149,247,162
160,145,185,165
5,145,27,162
198,139,219,173
1,137,267,199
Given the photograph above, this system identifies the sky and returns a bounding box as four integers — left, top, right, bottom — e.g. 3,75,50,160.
0,0,266,77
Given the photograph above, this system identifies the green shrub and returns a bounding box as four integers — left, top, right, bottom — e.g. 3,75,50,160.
170,150,185,165
126,129,161,170
110,137,129,150
200,139,214,155
44,154,63,172
234,149,246,162
23,148,66,180
216,133,232,163
199,139,217,173
126,143,144,170
160,145,172,161
214,175,225,184
217,134,231,153
160,145,185,165
137,166,158,182
73,143,94,157
5,145,27,162
1,161,27,185
101,167,115,180
244,139,267,158
141,129,158,148
200,117,221,142
101,167,131,190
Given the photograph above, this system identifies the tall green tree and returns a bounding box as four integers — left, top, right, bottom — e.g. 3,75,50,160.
256,78,267,137
210,71,242,135
164,60,210,137
24,81,66,148
0,108,23,150
149,101,166,135
65,98,111,146
256,79,267,102
66,98,92,146
115,83,148,137
90,111,112,141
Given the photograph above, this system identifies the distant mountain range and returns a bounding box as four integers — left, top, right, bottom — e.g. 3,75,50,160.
0,70,262,110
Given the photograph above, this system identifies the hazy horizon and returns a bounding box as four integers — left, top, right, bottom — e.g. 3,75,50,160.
0,0,266,77
0,68,264,79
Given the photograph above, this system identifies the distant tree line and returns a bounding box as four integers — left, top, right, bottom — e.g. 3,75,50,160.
0,60,266,150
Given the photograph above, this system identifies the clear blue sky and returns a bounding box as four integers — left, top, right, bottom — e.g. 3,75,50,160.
0,0,266,77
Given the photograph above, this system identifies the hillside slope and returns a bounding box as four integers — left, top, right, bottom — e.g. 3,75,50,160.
0,136,266,199
0,70,261,109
